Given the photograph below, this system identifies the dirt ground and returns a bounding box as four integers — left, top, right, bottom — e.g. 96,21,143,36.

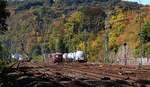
2,61,150,87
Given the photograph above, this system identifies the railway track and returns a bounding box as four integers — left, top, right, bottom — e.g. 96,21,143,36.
13,62,150,81
61,64,138,80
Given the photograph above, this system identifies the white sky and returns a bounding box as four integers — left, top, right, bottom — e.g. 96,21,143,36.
122,0,150,5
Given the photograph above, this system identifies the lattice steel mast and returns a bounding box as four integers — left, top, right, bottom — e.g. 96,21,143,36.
138,0,144,66
104,11,111,64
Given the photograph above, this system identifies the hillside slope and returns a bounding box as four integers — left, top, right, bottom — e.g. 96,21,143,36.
1,0,150,62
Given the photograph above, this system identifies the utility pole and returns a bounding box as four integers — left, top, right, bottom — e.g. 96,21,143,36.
137,0,144,67
139,8,144,67
124,43,127,65
104,12,111,64
84,29,87,60
42,19,48,62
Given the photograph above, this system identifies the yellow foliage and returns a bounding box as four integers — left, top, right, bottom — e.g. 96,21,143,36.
109,32,117,47
68,11,84,23
91,40,97,48
78,42,85,51
37,36,42,43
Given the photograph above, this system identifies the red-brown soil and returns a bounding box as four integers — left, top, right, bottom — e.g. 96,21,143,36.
2,61,150,87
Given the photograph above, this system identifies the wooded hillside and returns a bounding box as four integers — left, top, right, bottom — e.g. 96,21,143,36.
0,0,150,62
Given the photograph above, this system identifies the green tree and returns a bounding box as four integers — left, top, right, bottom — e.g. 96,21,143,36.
0,0,9,34
142,20,150,43
138,20,150,57
0,0,10,61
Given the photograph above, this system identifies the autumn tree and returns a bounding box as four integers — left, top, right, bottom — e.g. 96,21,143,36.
109,9,127,52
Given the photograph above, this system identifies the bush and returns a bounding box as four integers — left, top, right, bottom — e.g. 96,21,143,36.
0,59,6,72
32,55,43,62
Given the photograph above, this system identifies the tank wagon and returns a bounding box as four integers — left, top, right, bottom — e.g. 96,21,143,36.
63,51,86,63
48,51,86,63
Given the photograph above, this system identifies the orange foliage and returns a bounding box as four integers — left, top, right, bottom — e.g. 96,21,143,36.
116,35,125,45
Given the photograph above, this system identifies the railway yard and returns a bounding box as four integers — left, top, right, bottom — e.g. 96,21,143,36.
1,61,149,87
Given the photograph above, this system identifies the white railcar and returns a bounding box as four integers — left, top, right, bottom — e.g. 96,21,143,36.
11,53,23,61
62,51,85,62
75,51,84,60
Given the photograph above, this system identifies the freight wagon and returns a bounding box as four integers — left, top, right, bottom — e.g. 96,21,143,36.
48,51,87,63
